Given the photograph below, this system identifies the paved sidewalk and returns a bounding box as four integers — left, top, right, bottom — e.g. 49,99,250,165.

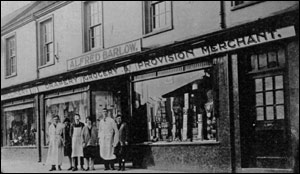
1,160,184,173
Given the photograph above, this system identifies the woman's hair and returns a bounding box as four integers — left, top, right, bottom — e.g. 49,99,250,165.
63,117,70,123
86,116,94,123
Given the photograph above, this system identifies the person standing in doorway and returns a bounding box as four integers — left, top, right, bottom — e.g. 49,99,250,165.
63,117,73,170
71,114,85,171
115,114,129,171
82,116,98,171
98,108,119,170
46,115,64,171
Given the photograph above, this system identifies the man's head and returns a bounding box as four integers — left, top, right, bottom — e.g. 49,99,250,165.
102,108,108,118
116,115,122,124
63,117,70,125
74,114,80,123
53,115,59,125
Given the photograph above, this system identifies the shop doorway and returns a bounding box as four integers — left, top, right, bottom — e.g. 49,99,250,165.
239,46,289,168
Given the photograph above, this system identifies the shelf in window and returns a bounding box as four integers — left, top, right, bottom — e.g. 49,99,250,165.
2,146,37,149
143,26,173,38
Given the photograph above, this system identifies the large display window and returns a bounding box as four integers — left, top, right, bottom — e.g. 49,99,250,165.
44,92,88,145
132,67,217,143
4,104,36,146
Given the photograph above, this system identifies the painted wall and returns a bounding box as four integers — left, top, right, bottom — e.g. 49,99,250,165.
225,1,299,27
1,21,37,89
142,1,221,49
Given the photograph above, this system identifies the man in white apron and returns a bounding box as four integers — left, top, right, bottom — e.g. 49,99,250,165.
46,115,64,171
98,108,119,170
71,114,85,171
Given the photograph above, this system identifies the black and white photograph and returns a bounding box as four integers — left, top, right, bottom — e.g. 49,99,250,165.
1,1,299,173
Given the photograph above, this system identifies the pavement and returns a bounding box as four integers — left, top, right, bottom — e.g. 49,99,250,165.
1,160,184,173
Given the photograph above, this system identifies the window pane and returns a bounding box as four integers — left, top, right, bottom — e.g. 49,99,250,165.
160,14,166,27
256,93,263,106
166,11,171,26
266,106,274,120
133,69,214,142
265,92,273,105
276,90,284,104
268,51,277,68
275,75,283,89
276,105,285,119
166,1,171,12
265,77,273,90
256,107,264,121
5,108,36,146
258,53,267,69
251,54,258,70
255,78,263,92
278,48,285,67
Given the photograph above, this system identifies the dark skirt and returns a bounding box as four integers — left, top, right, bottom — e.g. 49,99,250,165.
64,144,72,156
83,146,98,158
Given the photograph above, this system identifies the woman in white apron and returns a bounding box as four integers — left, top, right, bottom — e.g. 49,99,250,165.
71,114,85,171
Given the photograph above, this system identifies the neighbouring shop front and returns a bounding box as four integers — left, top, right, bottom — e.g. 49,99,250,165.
1,11,298,173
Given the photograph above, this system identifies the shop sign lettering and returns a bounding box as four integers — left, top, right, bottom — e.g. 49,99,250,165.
67,40,141,70
1,26,296,101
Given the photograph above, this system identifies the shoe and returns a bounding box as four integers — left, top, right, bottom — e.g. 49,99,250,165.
68,167,73,171
122,167,125,171
118,167,122,171
104,168,110,171
85,167,89,171
49,167,56,171
81,167,85,171
58,166,62,171
111,167,115,170
72,167,78,171
91,167,95,170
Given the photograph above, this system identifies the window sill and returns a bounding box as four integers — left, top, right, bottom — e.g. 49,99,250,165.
5,73,17,79
2,145,37,149
38,62,55,69
231,1,264,11
132,140,220,146
247,67,285,75
143,26,173,38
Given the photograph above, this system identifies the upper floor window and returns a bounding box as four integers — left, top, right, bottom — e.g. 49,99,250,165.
84,1,103,52
39,18,54,67
231,1,245,6
5,35,17,77
144,1,172,35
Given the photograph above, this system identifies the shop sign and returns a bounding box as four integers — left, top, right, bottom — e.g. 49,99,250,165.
1,26,296,101
67,39,141,70
133,26,296,71
1,87,39,101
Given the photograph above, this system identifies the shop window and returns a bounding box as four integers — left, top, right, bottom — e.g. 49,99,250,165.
5,35,17,77
45,92,88,145
133,69,217,143
39,17,54,67
84,1,103,52
144,1,172,35
250,47,285,72
4,106,36,146
254,75,285,121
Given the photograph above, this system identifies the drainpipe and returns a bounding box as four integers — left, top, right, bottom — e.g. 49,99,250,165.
220,1,226,29
33,14,42,163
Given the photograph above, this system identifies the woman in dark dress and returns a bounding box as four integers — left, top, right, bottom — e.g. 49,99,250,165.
63,117,73,170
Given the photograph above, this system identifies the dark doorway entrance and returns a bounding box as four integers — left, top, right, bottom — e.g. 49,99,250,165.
238,45,289,168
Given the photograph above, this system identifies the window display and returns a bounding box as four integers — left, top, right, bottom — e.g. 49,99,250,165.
45,92,88,145
133,69,217,143
5,106,36,146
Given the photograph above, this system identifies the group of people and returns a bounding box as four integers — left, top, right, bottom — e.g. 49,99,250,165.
46,108,128,171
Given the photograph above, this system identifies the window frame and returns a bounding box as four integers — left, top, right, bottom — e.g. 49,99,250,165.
231,1,263,11
38,15,55,69
132,64,218,143
4,32,17,78
143,1,173,37
83,1,104,52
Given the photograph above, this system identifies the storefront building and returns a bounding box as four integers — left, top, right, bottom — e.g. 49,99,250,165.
1,1,299,173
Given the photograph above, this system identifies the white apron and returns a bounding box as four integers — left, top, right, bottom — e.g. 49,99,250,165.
71,126,83,157
99,117,119,160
